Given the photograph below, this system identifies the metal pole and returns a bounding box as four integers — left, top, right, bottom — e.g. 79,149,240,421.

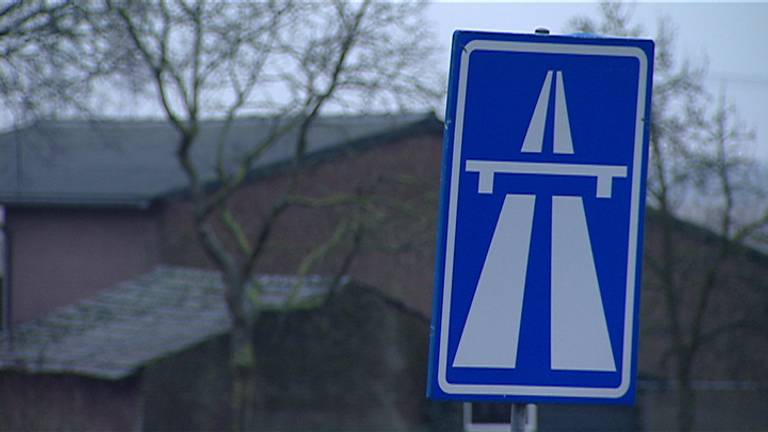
510,404,527,432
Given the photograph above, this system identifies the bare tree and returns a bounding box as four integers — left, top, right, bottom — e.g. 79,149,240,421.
0,1,102,125
97,0,440,428
570,4,768,432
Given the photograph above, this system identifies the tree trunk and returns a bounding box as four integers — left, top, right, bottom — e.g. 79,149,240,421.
230,323,257,432
225,273,260,432
676,362,696,432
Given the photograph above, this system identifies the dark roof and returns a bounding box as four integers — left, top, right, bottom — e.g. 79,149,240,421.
645,206,768,258
0,266,340,380
0,113,439,209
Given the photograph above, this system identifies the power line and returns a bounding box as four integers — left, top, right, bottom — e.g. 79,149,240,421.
706,72,768,88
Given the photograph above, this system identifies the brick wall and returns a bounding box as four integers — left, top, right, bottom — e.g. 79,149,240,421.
7,207,162,323
161,130,444,317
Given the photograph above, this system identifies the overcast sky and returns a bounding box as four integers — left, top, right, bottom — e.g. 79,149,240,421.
426,1,768,161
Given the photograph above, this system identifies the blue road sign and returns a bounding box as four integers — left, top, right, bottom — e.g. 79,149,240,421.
427,31,654,404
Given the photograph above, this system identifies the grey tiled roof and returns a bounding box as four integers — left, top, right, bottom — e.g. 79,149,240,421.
0,113,437,208
0,266,335,380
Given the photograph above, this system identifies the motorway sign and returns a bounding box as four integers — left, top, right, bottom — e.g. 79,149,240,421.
427,31,654,404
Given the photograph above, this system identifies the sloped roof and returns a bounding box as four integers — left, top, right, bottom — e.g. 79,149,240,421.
0,266,338,380
0,113,438,208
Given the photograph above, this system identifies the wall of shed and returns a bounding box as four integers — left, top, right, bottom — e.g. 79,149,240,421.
636,386,768,431
7,207,161,323
0,372,142,431
141,284,462,431
639,212,768,382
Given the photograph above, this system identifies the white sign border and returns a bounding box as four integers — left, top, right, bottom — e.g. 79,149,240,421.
438,39,649,399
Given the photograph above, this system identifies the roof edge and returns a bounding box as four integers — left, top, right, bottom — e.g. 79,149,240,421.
0,195,151,210
1,112,442,210
645,206,768,262
158,112,443,202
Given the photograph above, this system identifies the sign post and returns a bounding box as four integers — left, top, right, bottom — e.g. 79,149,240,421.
427,30,654,406
511,404,526,432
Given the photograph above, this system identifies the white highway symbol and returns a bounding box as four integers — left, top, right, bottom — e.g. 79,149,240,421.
454,70,626,372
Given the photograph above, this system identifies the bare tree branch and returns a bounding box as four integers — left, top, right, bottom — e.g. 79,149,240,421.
571,5,766,431
0,1,101,124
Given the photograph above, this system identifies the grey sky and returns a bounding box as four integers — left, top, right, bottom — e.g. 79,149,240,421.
426,1,768,161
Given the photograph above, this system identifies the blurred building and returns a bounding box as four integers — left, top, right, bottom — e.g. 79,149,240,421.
0,113,453,431
0,114,766,431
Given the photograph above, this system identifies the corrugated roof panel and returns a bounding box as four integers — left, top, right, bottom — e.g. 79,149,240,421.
0,266,337,380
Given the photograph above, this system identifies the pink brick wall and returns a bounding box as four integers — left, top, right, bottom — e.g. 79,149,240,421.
7,207,161,323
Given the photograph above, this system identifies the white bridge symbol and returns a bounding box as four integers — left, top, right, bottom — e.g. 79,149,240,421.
454,70,627,372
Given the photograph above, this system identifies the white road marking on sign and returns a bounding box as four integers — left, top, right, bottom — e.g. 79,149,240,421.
465,160,627,198
453,194,536,368
554,71,574,154
551,196,616,371
521,71,553,154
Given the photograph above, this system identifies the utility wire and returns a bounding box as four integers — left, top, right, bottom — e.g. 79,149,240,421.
706,72,768,88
